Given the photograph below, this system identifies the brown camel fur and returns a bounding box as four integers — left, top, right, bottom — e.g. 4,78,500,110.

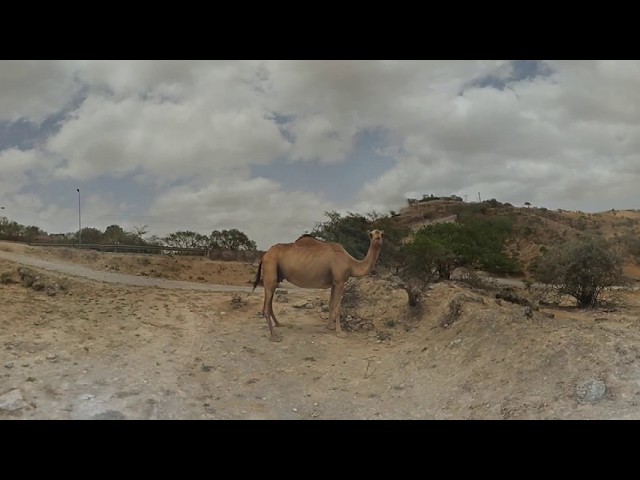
252,230,384,342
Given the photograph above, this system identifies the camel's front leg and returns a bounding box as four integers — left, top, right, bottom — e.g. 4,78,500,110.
331,281,347,338
270,311,281,327
326,285,337,330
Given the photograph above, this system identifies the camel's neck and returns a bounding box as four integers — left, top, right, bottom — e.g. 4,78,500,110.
349,241,382,277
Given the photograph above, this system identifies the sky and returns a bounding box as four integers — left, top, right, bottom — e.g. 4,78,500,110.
1,60,639,250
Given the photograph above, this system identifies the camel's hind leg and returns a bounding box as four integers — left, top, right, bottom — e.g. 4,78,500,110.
261,262,282,342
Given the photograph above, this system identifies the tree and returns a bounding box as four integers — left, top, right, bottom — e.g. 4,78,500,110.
163,231,209,249
103,224,127,244
402,223,463,280
0,217,47,242
405,219,520,277
131,225,149,238
0,216,23,241
533,237,624,307
79,227,103,244
145,235,164,246
209,229,257,251
524,202,531,208
22,225,45,243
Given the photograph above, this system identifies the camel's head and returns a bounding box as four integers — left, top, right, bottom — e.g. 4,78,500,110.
368,229,384,243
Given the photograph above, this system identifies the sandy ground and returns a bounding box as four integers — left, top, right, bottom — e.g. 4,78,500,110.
2,241,640,419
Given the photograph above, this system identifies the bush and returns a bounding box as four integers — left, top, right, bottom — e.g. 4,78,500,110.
1,271,15,284
533,237,624,307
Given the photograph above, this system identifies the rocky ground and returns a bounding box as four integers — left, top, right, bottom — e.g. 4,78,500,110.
2,245,640,419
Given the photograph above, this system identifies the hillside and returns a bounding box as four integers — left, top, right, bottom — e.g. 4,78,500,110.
394,198,640,281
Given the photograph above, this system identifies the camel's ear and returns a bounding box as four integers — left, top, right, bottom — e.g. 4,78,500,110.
380,230,384,237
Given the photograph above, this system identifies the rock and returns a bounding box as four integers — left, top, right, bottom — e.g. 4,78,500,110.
45,286,58,296
275,294,288,303
0,389,28,412
45,353,57,360
275,289,288,295
321,305,330,312
18,267,37,288
92,410,126,420
523,306,533,318
541,311,555,319
576,379,606,404
293,301,307,309
4,362,13,369
31,279,45,291
305,302,314,309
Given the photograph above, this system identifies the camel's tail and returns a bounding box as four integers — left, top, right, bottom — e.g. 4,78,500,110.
252,258,263,292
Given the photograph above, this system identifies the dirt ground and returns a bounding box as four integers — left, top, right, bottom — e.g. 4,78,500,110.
2,241,640,419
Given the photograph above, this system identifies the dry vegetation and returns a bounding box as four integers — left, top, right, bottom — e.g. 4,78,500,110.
398,200,640,282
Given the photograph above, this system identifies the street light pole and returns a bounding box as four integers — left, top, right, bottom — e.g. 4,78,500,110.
77,188,81,245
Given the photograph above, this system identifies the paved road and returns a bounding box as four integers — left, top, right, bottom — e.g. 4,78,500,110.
0,250,260,293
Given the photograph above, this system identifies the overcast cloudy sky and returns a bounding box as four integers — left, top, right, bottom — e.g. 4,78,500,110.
1,60,638,249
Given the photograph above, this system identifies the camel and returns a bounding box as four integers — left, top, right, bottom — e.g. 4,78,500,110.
252,230,384,342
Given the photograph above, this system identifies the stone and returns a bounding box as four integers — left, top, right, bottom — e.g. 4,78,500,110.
92,410,126,420
275,294,288,303
0,389,28,412
18,267,36,288
576,379,606,404
275,289,288,295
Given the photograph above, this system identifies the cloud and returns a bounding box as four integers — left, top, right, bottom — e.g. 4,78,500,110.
0,61,81,123
0,148,52,195
46,92,291,183
353,61,640,212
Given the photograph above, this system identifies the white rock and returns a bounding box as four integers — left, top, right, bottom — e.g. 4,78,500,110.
0,389,28,411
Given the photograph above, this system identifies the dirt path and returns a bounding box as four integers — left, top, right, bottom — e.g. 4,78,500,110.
0,250,259,293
